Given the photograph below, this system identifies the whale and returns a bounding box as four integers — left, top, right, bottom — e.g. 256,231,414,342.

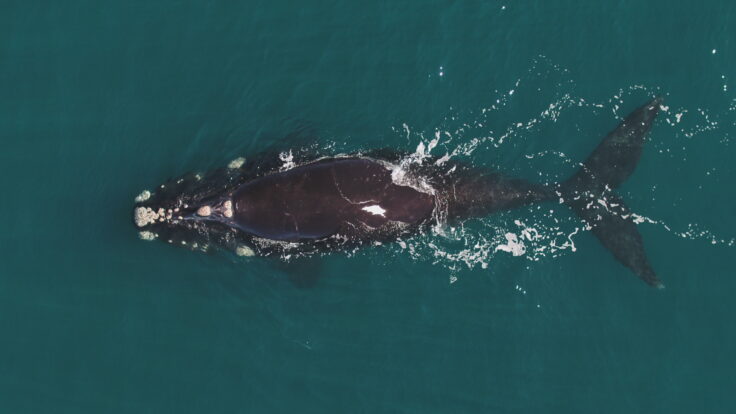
133,97,664,287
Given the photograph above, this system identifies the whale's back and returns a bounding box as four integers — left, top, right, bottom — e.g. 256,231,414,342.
232,158,435,241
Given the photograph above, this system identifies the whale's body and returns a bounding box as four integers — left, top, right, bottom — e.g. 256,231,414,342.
134,98,663,287
231,158,435,241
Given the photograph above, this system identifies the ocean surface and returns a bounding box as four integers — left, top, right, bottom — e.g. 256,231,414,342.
1,1,735,412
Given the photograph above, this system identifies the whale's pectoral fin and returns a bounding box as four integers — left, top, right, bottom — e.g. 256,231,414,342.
562,97,663,287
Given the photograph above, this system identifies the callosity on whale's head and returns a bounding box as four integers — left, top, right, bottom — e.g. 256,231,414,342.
131,159,254,256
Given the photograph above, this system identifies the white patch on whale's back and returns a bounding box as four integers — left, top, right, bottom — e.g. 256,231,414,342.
228,157,246,169
362,205,386,217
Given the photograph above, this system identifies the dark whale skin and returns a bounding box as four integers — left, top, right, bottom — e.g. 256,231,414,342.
231,158,434,241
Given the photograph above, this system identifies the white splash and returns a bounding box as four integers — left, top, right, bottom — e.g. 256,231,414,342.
236,245,256,257
494,233,526,256
434,153,452,166
279,150,295,171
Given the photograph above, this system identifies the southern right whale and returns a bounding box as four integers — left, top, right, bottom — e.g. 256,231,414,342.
133,97,664,287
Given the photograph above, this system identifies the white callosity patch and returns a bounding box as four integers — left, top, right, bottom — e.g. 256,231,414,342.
362,205,387,217
197,205,211,217
134,207,161,227
134,190,151,202
228,157,246,169
138,231,157,241
236,245,256,257
223,200,233,218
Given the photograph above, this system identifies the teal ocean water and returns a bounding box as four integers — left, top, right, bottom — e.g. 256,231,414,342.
2,1,735,412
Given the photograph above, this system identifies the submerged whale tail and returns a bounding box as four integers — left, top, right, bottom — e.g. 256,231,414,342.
561,97,663,287
438,97,663,286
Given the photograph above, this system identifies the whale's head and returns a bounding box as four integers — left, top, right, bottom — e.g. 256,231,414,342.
132,169,243,252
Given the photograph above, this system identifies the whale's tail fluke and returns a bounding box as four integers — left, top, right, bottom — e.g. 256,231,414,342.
561,97,663,287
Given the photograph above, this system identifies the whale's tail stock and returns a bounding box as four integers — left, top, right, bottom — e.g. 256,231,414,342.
560,97,664,287
444,97,664,287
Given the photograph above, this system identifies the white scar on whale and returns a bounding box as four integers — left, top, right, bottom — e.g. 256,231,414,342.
362,205,387,217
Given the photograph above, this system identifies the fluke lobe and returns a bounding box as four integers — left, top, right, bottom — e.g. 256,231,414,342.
133,97,664,287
